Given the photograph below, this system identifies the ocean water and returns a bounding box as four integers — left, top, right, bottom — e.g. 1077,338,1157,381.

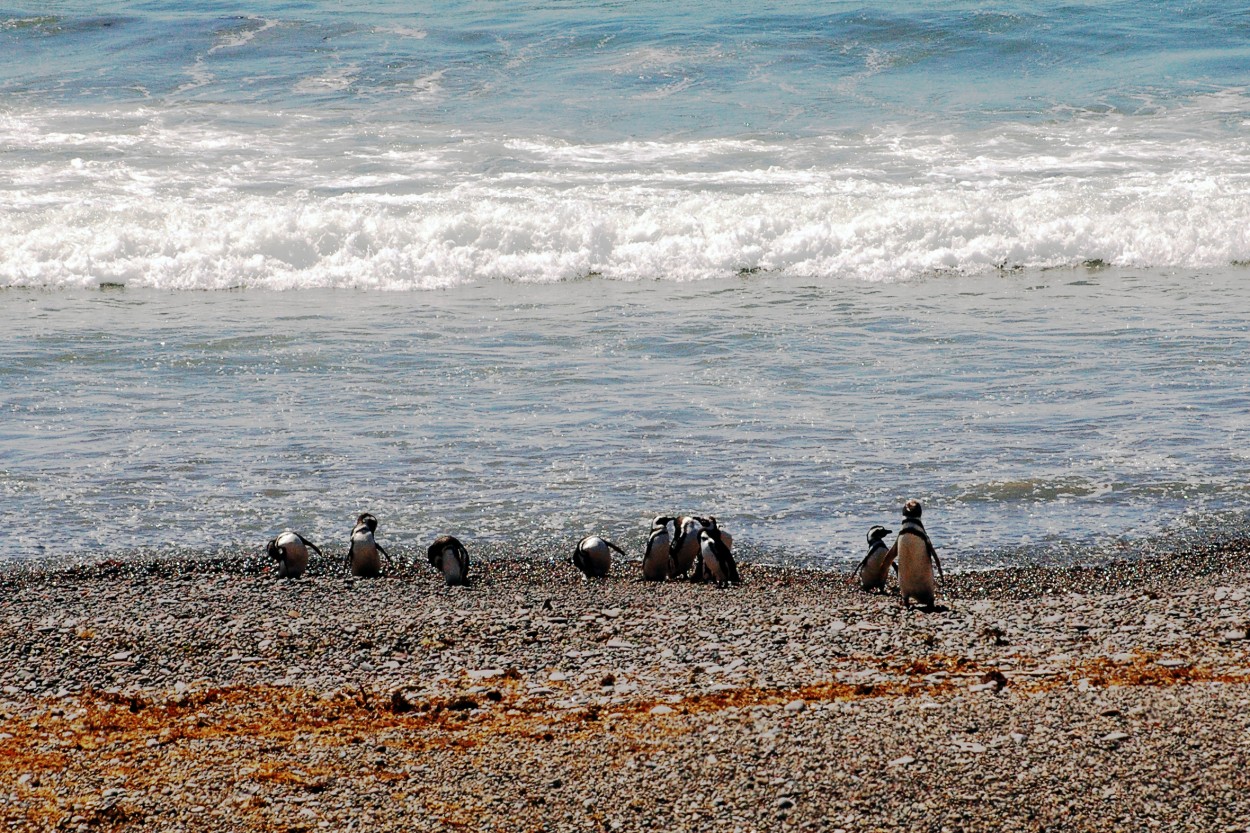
2,1,1249,569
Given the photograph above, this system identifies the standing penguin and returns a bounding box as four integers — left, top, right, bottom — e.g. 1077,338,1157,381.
853,525,895,592
697,528,741,586
668,516,705,578
266,531,322,579
572,535,625,579
884,501,944,609
641,516,674,581
427,535,470,586
347,512,389,578
691,516,732,583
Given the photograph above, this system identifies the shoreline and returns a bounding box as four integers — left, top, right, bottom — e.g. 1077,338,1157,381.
5,532,1250,597
3,549,1249,830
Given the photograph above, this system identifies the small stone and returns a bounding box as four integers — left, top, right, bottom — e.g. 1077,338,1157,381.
775,797,795,810
784,699,806,713
888,755,915,767
549,671,568,682
649,705,674,716
1102,731,1131,743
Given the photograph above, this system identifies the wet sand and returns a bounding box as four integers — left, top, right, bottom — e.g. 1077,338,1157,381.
2,545,1249,831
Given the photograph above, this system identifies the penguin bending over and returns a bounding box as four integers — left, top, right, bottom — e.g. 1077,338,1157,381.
884,501,944,609
668,516,705,578
572,535,625,579
266,531,322,579
853,525,895,592
347,512,389,578
427,535,470,586
641,516,674,581
697,528,741,586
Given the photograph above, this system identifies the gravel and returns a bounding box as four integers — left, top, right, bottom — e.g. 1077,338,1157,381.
1,549,1249,831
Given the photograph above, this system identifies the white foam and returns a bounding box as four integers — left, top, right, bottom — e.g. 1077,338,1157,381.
293,64,360,95
208,17,280,54
3,98,1249,290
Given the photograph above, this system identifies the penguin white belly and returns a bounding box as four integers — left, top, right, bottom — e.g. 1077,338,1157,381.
351,536,382,577
275,532,309,578
896,534,935,607
642,533,671,581
700,541,725,584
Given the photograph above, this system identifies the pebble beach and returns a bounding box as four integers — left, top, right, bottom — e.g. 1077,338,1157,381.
3,544,1249,832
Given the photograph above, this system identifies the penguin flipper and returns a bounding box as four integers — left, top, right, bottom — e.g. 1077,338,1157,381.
298,534,323,557
852,551,872,579
377,543,391,563
929,545,944,583
603,539,628,558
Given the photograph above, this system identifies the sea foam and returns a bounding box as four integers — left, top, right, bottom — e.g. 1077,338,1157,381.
2,98,1248,290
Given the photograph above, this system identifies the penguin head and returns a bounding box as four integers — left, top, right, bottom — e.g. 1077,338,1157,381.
266,538,282,560
867,525,892,545
698,515,718,531
651,515,673,530
355,512,379,533
902,500,923,520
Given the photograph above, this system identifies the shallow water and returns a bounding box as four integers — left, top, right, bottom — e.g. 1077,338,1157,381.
4,267,1248,568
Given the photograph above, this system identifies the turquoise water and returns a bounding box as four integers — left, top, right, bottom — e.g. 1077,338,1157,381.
2,2,1249,566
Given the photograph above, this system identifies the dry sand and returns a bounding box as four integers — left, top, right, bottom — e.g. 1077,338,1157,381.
2,543,1249,832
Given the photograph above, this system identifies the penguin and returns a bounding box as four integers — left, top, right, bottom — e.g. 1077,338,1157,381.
427,535,470,586
668,516,705,578
698,516,732,551
884,500,944,609
691,516,732,583
697,528,741,586
572,535,625,579
347,512,389,578
641,516,674,581
853,525,895,592
266,531,322,579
